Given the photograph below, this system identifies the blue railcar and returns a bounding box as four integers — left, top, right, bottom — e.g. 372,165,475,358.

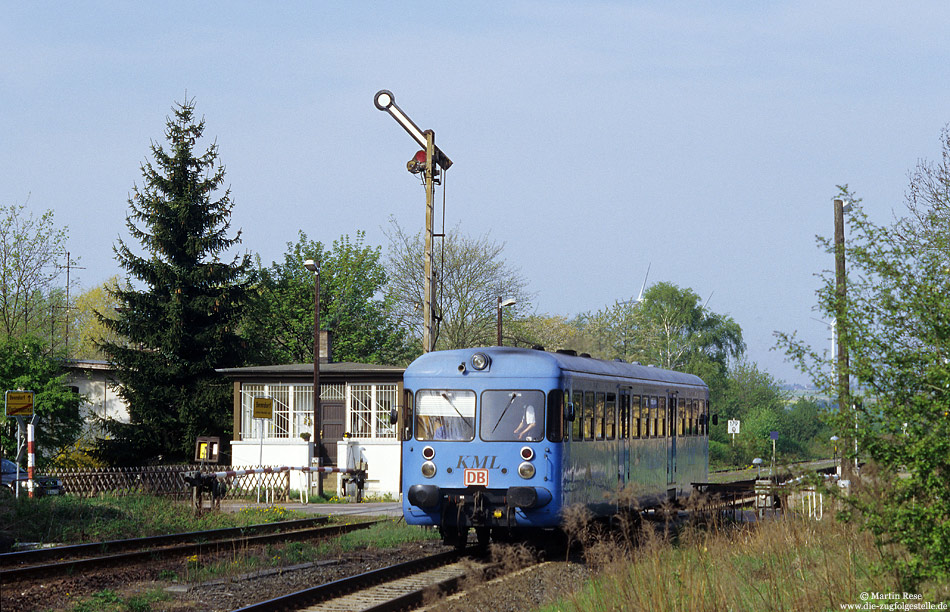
398,347,710,546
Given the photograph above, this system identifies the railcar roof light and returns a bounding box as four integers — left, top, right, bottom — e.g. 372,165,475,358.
471,352,490,370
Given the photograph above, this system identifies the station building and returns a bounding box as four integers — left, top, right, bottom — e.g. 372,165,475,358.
218,334,405,498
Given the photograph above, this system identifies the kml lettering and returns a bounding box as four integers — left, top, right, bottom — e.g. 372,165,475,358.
457,455,499,469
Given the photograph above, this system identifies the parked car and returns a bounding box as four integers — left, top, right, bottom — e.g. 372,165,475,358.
0,458,63,496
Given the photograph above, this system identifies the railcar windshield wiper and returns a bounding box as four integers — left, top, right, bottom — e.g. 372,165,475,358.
441,392,473,430
491,392,521,434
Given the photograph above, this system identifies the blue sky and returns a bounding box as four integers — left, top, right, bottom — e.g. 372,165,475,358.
4,2,950,384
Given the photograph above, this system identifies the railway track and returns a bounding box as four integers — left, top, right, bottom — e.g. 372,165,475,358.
0,516,379,584
232,549,511,612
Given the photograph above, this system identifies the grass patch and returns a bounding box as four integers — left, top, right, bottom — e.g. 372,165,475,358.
0,494,309,547
544,512,950,611
64,588,170,612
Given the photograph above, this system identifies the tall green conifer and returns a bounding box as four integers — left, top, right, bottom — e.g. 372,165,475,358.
98,99,249,464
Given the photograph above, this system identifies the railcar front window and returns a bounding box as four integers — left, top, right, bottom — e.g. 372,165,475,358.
481,390,545,442
415,390,475,441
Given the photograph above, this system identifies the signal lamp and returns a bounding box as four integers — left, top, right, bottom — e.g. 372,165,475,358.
518,462,535,479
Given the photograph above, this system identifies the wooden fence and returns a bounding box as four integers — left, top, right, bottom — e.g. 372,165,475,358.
47,465,293,501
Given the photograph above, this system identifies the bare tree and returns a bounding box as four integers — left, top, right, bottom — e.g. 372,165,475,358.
0,202,69,341
384,218,533,349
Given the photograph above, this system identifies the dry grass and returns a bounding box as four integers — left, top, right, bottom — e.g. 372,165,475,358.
546,500,950,612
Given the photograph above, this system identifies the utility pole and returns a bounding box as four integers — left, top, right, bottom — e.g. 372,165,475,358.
423,130,437,353
374,90,452,352
834,197,852,481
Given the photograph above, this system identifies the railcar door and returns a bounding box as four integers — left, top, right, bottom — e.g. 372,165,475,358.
667,393,677,488
619,389,630,487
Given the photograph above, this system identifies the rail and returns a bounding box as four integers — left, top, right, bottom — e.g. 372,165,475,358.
0,518,379,584
231,550,479,612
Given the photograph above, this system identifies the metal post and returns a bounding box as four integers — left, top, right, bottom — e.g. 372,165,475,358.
305,259,323,497
313,267,323,496
834,198,852,481
497,296,503,346
424,130,436,353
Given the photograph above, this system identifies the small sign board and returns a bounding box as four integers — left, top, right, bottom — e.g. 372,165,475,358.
253,397,274,420
5,391,34,417
727,419,740,435
194,436,220,463
770,430,779,441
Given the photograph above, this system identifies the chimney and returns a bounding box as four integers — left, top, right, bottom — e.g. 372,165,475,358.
319,330,332,363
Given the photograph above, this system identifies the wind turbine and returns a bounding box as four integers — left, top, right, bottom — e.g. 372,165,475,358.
636,263,651,303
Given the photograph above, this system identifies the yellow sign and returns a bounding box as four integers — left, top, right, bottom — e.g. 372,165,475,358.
253,397,274,420
5,391,34,417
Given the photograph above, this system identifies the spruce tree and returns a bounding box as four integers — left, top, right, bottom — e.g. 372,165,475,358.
98,99,250,465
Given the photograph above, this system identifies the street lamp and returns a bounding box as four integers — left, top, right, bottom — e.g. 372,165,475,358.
304,258,323,498
497,297,516,346
374,89,452,353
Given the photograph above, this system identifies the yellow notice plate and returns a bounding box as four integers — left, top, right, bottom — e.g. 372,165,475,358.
253,397,274,420
5,391,34,417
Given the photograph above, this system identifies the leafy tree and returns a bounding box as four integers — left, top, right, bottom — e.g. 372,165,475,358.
633,282,744,373
384,219,533,349
98,99,250,465
777,128,950,588
69,277,123,360
243,230,414,365
0,203,70,344
574,282,744,377
0,336,82,466
505,314,584,351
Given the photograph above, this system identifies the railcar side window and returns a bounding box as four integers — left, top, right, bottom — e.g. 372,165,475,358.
648,396,658,437
415,390,475,441
631,396,641,439
572,391,583,441
595,392,605,440
678,398,686,436
481,390,545,442
606,393,616,439
402,389,414,441
658,397,667,437
547,390,563,442
691,399,699,436
584,392,595,441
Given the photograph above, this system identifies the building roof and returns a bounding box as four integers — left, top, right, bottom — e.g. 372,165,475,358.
217,362,405,384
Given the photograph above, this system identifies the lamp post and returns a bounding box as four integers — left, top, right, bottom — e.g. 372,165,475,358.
374,89,452,353
834,197,853,480
497,298,516,346
304,258,323,498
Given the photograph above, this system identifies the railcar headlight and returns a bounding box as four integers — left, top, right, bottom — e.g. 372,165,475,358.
470,352,490,370
422,446,435,460
518,462,536,479
520,446,535,461
421,461,437,478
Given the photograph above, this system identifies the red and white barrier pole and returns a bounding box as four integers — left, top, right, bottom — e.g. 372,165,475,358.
27,421,35,499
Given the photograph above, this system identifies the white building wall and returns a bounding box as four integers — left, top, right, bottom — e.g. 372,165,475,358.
336,438,401,498
65,363,130,436
230,439,314,491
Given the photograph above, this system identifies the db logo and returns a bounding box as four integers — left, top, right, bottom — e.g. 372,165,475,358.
464,468,489,487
